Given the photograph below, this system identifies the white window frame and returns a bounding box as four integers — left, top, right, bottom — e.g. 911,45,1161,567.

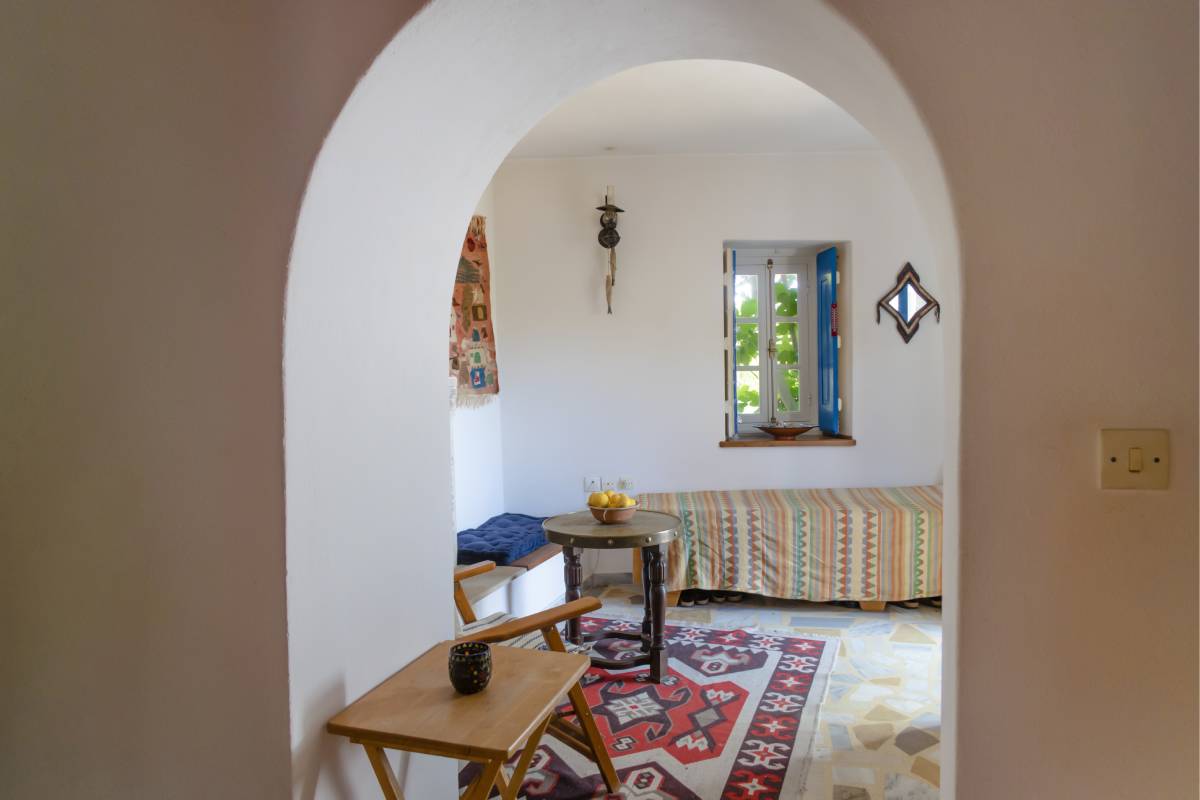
731,249,817,429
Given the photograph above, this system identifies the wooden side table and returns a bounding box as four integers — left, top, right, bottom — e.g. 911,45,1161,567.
326,642,593,800
542,510,681,683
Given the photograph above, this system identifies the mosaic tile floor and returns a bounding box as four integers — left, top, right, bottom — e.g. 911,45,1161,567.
591,582,942,800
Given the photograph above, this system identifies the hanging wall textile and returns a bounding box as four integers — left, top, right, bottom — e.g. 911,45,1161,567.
449,215,499,406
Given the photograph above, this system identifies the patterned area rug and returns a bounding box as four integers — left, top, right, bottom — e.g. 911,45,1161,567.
460,614,835,799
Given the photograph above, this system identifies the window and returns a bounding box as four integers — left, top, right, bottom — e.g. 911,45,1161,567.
724,245,841,438
731,250,816,426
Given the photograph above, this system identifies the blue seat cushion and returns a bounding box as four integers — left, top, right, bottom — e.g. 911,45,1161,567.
457,513,548,566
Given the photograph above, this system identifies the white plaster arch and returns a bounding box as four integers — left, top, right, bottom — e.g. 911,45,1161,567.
284,1,961,796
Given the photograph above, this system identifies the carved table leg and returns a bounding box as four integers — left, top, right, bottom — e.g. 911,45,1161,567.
563,545,583,645
640,545,652,652
646,543,669,682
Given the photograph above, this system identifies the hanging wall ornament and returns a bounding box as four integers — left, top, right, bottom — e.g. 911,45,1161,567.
876,262,940,343
596,185,623,314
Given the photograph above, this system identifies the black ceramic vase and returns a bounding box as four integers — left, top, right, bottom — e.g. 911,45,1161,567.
448,641,492,694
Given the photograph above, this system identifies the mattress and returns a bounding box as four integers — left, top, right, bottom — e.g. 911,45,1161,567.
638,485,942,602
456,513,548,566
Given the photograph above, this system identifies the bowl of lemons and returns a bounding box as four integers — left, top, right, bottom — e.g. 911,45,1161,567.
587,490,638,524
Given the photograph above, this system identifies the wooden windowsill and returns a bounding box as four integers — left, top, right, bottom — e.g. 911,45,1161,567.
719,434,857,448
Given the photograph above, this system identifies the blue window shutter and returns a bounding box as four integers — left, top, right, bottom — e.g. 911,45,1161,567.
816,246,839,434
730,249,738,434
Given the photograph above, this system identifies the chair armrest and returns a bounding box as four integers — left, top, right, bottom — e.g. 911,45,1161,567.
454,560,496,582
456,597,602,645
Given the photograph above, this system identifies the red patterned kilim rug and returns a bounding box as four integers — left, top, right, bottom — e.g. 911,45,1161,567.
459,614,835,799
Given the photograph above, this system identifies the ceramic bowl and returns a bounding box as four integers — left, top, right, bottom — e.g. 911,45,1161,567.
589,503,638,524
448,641,492,694
754,424,816,440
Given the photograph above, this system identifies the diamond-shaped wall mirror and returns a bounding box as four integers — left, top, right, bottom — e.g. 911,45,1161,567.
877,263,940,343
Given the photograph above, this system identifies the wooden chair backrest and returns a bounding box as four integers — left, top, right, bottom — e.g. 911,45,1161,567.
452,560,496,625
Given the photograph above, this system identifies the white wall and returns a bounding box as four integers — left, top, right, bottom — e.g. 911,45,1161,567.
451,397,506,529
451,181,508,530
490,153,943,522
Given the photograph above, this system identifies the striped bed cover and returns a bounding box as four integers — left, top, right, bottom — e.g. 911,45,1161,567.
637,485,942,602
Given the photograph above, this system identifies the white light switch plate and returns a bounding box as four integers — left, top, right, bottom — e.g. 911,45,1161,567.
1099,429,1169,490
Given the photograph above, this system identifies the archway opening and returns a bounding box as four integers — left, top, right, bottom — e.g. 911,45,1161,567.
449,58,947,799
285,5,960,798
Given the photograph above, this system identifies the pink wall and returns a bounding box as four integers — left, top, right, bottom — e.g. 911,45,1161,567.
2,2,424,797
836,1,1199,795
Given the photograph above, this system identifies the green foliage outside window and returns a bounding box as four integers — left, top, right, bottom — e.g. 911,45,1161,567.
774,277,798,316
734,295,759,365
734,295,759,412
734,276,802,415
736,382,759,414
774,323,797,363
774,278,800,411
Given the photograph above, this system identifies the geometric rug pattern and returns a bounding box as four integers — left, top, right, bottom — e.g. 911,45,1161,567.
459,615,835,799
592,585,943,800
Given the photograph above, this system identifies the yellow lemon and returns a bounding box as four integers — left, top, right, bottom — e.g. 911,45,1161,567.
609,493,624,506
605,489,616,498
623,496,637,508
589,492,610,508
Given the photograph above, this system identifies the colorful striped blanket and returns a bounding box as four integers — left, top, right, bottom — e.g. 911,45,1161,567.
637,485,942,602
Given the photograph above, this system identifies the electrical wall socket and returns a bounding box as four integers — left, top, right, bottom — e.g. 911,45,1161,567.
602,478,617,492
616,476,635,492
583,476,602,492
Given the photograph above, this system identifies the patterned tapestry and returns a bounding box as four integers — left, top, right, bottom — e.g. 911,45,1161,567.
449,215,499,406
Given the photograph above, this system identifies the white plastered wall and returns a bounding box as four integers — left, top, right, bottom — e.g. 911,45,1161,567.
450,180,508,530
489,153,943,525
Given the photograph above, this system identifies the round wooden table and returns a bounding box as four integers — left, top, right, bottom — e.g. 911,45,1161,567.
542,510,680,683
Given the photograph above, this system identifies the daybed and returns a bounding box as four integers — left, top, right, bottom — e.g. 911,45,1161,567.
637,485,942,608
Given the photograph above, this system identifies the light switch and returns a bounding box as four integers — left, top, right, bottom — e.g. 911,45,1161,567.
1100,429,1169,490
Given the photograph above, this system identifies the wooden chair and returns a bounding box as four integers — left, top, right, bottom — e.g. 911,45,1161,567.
453,561,619,794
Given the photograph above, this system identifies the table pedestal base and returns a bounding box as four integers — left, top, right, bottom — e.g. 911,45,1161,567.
563,543,669,683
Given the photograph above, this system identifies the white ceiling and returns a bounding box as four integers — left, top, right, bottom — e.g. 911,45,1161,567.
508,60,879,159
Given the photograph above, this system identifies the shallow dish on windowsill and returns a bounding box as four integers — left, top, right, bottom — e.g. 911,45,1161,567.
754,424,816,440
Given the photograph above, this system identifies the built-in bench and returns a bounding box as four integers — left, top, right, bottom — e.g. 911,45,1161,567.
459,543,564,619
457,513,566,619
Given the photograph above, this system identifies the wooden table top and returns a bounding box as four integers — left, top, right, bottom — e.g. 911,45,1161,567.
543,510,681,549
326,642,589,761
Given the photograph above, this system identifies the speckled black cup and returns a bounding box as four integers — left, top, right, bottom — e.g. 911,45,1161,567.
448,641,492,694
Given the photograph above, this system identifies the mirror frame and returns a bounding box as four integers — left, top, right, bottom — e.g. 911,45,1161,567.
877,262,940,343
